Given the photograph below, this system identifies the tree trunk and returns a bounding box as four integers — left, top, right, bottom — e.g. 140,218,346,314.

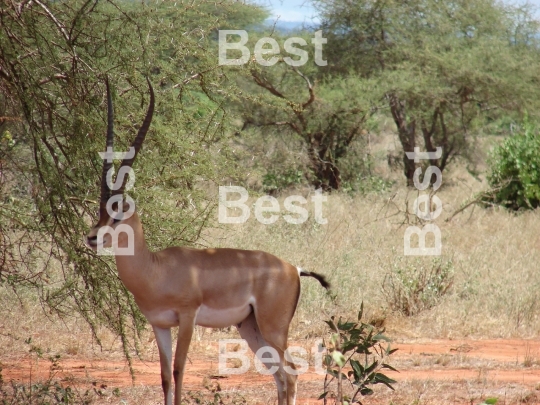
421,108,455,184
389,94,416,187
308,144,341,191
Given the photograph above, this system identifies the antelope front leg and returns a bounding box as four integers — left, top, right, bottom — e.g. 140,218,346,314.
153,326,173,405
173,313,196,405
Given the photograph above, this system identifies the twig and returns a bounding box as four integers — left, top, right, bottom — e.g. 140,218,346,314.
38,73,68,85
291,66,315,109
445,185,507,222
0,116,21,122
34,0,70,43
172,73,200,88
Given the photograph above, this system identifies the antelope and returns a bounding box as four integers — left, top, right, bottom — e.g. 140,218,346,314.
85,78,330,405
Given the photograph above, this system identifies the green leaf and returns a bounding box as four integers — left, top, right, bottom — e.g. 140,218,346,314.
342,340,360,353
318,392,329,400
364,360,379,375
332,350,346,367
358,302,364,322
360,387,374,396
381,363,399,372
373,373,397,390
327,369,339,378
338,321,357,331
373,333,391,342
323,354,333,367
350,359,364,379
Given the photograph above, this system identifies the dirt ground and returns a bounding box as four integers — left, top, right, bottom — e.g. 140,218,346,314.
3,338,540,404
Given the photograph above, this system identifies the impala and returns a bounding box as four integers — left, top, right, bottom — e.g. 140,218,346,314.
85,78,329,405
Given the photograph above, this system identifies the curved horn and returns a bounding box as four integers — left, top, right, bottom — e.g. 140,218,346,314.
99,77,114,217
112,77,155,197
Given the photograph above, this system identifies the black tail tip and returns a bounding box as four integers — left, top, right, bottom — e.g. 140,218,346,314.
300,271,330,290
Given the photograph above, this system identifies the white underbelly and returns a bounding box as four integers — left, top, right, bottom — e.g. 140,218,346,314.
143,309,179,328
195,303,252,328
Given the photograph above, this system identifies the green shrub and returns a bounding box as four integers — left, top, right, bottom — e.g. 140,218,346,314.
382,257,454,316
486,119,540,210
342,175,394,195
262,169,304,194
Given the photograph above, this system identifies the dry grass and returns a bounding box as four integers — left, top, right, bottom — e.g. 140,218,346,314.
2,190,539,356
204,163,540,340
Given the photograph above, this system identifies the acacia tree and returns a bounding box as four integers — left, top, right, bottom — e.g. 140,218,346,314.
312,0,540,185
0,0,264,365
235,32,374,191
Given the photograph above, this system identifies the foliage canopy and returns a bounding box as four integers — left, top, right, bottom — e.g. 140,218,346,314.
0,0,265,364
312,0,540,185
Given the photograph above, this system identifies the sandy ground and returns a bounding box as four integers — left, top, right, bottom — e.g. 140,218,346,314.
3,338,540,404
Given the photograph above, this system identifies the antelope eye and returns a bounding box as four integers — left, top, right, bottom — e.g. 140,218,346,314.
112,218,121,224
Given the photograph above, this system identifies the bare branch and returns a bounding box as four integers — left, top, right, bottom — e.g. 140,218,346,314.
173,73,200,88
0,116,22,123
38,73,68,85
0,66,11,81
34,0,70,43
16,0,34,17
291,66,315,109
243,118,301,135
250,70,287,99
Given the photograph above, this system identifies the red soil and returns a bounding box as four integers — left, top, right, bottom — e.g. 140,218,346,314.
3,338,540,404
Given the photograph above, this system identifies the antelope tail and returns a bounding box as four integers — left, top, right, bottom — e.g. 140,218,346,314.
298,268,330,290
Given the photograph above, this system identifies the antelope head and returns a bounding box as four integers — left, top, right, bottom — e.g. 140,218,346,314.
86,78,154,251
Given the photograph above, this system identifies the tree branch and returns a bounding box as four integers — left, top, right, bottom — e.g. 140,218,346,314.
243,118,301,135
250,70,287,100
291,66,315,109
34,0,70,43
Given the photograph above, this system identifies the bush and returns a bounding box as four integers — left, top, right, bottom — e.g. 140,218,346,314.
262,169,304,194
486,119,540,210
320,304,397,405
382,257,454,316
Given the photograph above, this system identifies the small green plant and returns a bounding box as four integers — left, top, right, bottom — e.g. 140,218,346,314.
0,380,94,405
485,117,540,210
342,175,394,195
478,398,498,405
320,304,398,405
183,389,247,405
382,257,454,316
262,169,304,194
